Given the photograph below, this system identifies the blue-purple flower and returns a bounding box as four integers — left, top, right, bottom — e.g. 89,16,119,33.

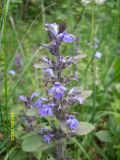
59,32,76,43
66,115,79,130
45,23,59,37
30,92,39,99
43,133,54,144
38,103,55,117
45,23,76,43
34,97,47,108
49,82,67,99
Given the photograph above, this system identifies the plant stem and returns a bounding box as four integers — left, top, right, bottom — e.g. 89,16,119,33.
84,1,95,89
56,139,65,160
3,0,9,154
57,55,62,82
55,54,65,160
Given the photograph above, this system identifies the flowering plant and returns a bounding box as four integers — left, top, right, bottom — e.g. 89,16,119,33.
19,23,94,160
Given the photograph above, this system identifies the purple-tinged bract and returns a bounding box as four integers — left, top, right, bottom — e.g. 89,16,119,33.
43,133,54,144
72,95,84,104
43,68,54,78
30,92,39,100
19,95,27,102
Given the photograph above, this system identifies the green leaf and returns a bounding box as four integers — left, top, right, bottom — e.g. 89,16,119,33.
33,150,42,160
95,130,112,143
48,155,56,160
76,122,95,135
60,122,94,136
4,147,28,160
26,108,37,116
34,63,51,69
73,54,86,61
22,132,47,152
81,90,92,99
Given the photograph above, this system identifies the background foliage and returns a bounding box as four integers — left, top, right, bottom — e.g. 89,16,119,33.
0,0,120,160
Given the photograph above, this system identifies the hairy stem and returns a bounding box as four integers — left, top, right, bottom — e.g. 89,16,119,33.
57,55,62,82
55,54,66,160
56,139,65,160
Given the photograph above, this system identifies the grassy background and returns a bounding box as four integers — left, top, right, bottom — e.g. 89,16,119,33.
0,0,120,159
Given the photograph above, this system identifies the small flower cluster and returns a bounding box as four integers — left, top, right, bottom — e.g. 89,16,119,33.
42,23,76,56
19,23,88,144
38,128,54,144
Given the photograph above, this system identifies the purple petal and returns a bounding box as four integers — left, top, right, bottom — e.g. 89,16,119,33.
49,82,67,99
45,23,59,36
63,33,76,43
19,95,27,102
43,133,54,144
34,98,47,108
38,104,53,117
43,68,54,77
66,115,79,130
31,92,39,100
48,87,55,94
54,90,64,99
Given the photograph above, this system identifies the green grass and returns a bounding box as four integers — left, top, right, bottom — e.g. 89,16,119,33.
0,0,10,156
0,0,120,159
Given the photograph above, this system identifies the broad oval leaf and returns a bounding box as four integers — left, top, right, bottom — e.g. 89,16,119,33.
60,121,94,136
6,147,28,160
22,132,47,152
95,130,112,143
76,122,95,135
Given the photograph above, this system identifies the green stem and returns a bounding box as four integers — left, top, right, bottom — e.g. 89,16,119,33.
41,0,45,26
91,2,96,122
3,0,9,154
84,1,95,89
90,2,95,45
91,62,96,122
73,138,91,160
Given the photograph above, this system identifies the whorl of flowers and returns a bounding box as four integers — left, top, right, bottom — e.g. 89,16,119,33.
19,23,91,145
